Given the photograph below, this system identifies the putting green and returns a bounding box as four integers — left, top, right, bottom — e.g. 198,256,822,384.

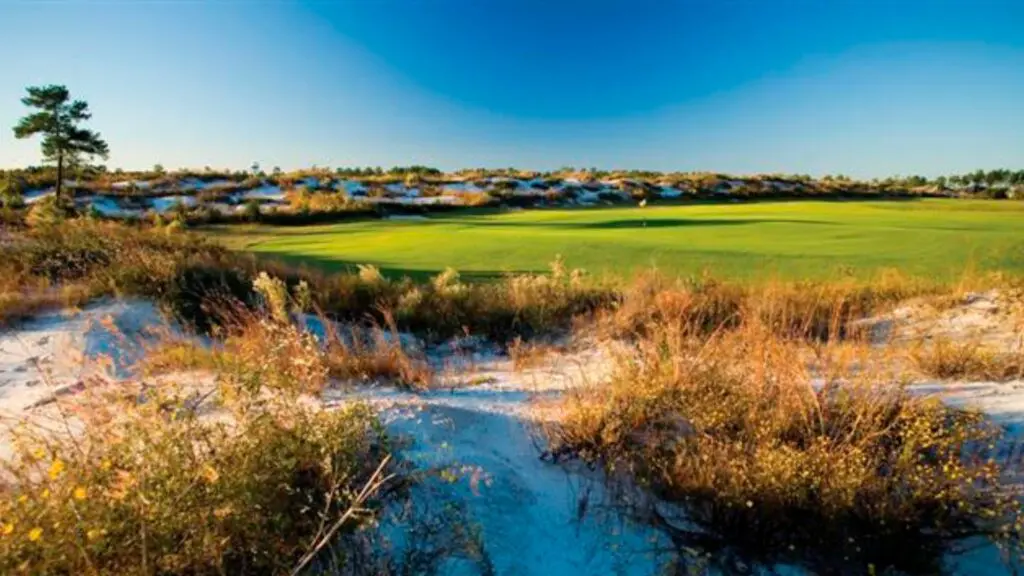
208,199,1024,282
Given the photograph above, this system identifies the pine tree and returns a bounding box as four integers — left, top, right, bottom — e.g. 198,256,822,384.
13,85,109,201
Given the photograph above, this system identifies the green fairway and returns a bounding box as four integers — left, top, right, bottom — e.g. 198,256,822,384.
208,199,1024,282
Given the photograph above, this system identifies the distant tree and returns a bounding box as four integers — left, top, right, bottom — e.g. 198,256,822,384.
988,169,1010,186
251,161,260,175
243,198,261,222
153,164,165,175
272,166,282,176
905,175,928,187
13,85,109,201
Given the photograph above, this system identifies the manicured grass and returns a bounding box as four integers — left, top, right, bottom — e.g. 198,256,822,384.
207,199,1024,282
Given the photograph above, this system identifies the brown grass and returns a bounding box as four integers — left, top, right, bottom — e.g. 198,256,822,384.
321,311,433,390
507,336,567,371
545,305,1024,575
910,337,1024,382
607,269,965,342
144,305,432,393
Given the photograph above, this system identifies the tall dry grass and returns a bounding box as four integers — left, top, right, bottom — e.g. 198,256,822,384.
546,301,1024,575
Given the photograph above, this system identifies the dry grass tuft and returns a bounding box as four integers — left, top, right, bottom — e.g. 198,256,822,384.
507,337,567,371
145,278,433,392
546,311,1024,575
321,311,433,390
910,337,1024,382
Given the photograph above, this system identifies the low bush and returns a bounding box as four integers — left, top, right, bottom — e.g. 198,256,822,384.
156,263,256,334
1,177,26,208
0,299,396,575
1,398,391,575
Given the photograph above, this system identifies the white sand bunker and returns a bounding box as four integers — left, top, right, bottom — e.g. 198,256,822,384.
374,397,669,574
859,290,1024,350
323,341,669,574
0,300,169,415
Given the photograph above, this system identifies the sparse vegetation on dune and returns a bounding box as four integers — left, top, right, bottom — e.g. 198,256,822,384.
0,286,415,575
910,336,1024,382
545,304,1024,575
0,220,239,328
4,156,1023,228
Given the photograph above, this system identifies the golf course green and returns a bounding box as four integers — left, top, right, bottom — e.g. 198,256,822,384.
210,199,1024,282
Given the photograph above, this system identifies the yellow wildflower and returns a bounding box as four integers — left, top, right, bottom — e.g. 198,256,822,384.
73,486,88,501
48,459,65,480
201,464,220,484
2,523,13,536
28,527,42,542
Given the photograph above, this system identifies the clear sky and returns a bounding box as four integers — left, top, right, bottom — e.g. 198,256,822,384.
1,0,1022,177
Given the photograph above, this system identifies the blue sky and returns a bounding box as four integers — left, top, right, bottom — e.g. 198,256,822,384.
1,0,1022,177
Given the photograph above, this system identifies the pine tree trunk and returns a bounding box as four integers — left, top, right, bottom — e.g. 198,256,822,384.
56,153,64,202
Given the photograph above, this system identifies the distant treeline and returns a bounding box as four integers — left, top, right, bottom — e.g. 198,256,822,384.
4,164,1023,189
